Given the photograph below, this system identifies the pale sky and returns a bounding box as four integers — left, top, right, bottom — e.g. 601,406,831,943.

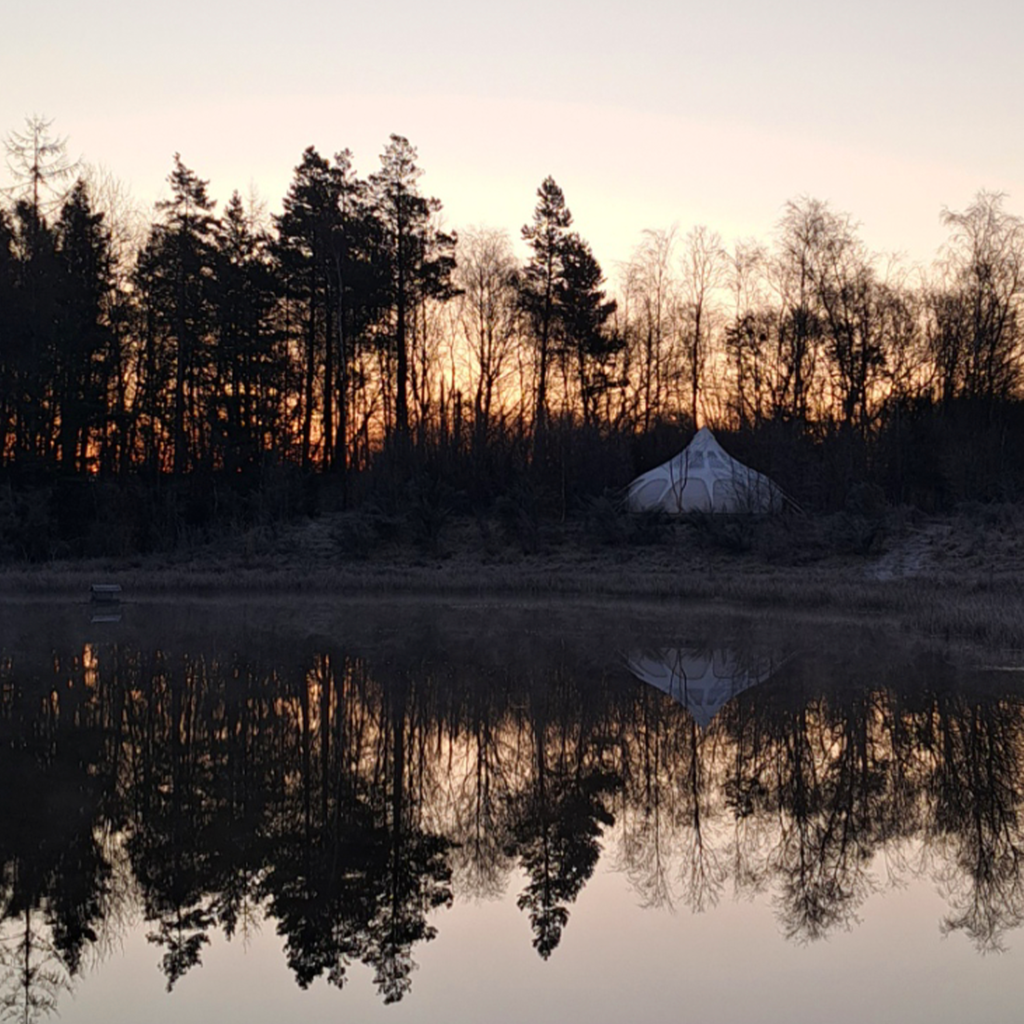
3,0,1022,272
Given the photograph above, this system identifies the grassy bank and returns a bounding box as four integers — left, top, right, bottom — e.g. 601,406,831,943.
1,503,1022,650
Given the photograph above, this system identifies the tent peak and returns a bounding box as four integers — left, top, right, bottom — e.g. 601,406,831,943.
627,427,784,514
690,426,720,445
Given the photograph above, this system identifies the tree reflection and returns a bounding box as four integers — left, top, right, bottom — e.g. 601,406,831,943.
504,676,619,958
0,619,1023,1015
0,646,112,1021
923,685,1024,950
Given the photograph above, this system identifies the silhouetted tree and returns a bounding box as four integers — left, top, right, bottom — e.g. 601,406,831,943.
368,135,456,444
274,147,346,468
929,191,1024,408
211,191,283,471
556,233,618,425
521,177,573,443
52,181,113,472
133,156,219,474
452,227,521,453
3,116,78,216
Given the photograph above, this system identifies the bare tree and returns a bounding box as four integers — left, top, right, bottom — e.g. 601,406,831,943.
770,199,830,426
678,226,726,428
452,227,520,450
621,227,677,431
3,116,79,216
725,239,770,427
800,209,886,431
929,191,1024,406
874,263,928,406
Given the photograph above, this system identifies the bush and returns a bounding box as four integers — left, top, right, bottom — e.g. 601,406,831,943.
0,484,54,562
689,511,756,554
496,483,551,554
405,477,461,554
581,494,671,547
329,513,381,559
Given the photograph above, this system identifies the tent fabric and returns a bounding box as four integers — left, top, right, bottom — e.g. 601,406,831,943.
626,427,783,514
625,647,776,729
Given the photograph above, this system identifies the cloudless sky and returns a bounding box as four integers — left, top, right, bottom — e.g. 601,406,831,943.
3,0,1021,272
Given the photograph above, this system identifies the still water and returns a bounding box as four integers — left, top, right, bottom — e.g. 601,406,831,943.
1,597,1023,1023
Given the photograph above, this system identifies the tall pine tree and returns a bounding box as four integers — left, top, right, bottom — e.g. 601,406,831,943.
368,135,456,444
134,156,219,475
521,177,573,442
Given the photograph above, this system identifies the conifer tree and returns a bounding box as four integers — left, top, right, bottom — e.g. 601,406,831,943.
0,209,16,465
275,147,343,468
368,135,456,443
556,233,618,425
53,181,113,471
211,191,281,470
134,156,219,474
521,177,572,439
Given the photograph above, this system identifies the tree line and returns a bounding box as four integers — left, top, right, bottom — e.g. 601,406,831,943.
2,116,1024,529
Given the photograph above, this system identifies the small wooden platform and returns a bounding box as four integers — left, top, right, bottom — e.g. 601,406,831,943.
90,584,123,603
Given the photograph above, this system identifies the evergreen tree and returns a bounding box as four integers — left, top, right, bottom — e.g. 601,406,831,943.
7,199,60,469
0,208,18,466
274,147,343,469
52,181,114,472
211,192,282,471
134,156,219,475
521,177,573,439
556,233,618,425
368,135,456,443
329,148,386,483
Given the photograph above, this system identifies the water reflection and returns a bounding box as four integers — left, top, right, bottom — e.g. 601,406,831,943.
0,602,1022,1016
625,646,780,728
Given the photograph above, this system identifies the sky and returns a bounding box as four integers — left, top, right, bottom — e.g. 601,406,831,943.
3,0,1022,275
46,846,1024,1024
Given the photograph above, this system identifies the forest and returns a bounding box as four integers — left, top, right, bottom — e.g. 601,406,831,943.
2,117,1023,558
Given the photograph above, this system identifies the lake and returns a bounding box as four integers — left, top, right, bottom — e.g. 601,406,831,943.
0,596,1022,1023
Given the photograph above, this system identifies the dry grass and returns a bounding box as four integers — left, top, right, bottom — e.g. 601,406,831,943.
1,508,1022,650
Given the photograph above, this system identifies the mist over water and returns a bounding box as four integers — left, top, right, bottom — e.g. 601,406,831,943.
1,598,1023,1022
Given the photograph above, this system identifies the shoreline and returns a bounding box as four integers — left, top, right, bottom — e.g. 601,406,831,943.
1,520,1021,650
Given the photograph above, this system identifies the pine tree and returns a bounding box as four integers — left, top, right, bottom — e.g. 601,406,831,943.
275,147,344,468
556,233,618,426
0,208,18,466
520,177,573,439
368,135,456,444
53,180,114,471
7,198,60,468
329,148,383,483
211,192,281,471
134,156,219,474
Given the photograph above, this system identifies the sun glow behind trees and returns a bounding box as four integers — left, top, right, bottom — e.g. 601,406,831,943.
2,116,1024,532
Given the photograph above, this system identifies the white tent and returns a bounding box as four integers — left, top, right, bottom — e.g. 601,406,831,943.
626,647,777,729
627,427,783,514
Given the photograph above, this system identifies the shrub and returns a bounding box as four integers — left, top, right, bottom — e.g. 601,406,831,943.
581,494,671,547
405,477,461,554
688,511,756,554
329,513,381,559
496,483,551,554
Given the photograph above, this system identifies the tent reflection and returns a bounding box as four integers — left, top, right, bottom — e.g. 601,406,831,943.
625,647,780,728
